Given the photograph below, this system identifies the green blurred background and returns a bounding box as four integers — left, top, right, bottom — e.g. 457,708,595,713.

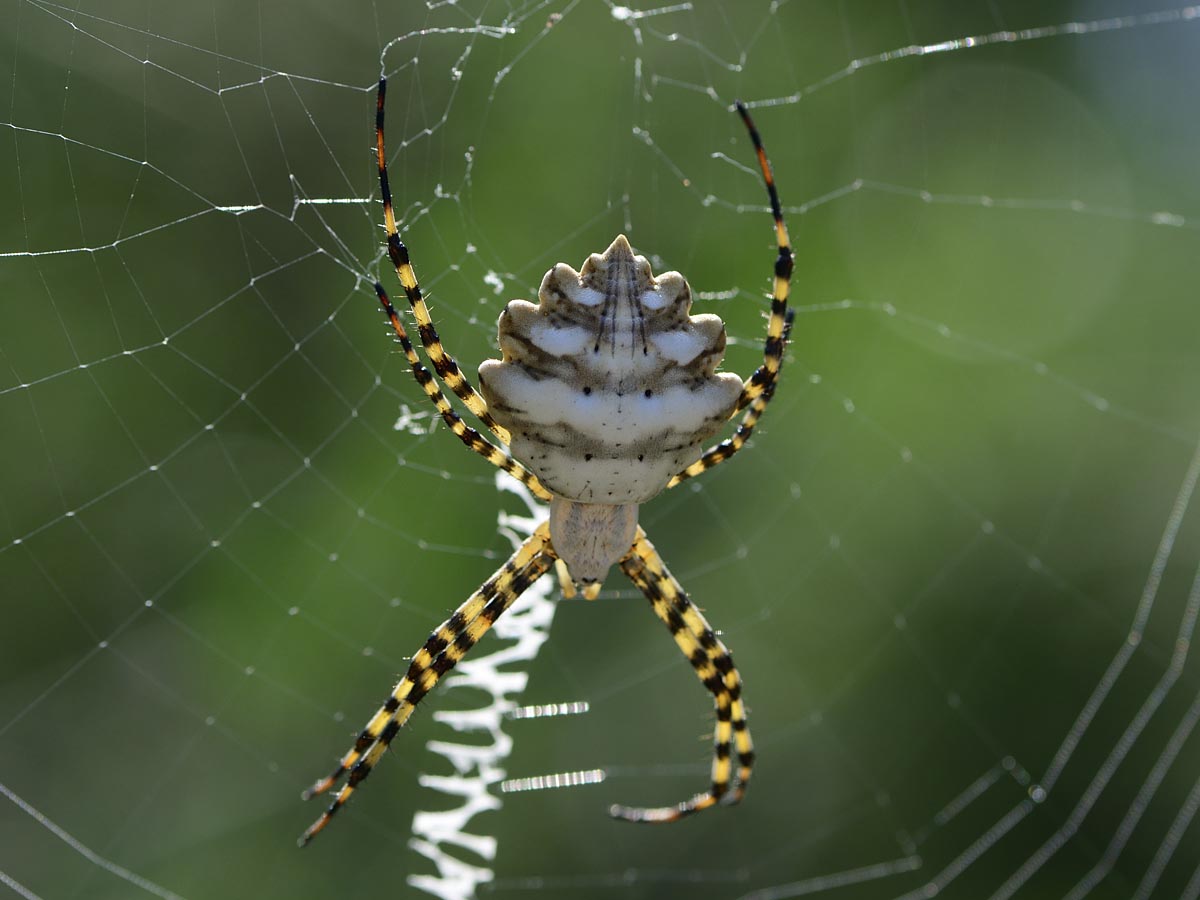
3,1,1200,898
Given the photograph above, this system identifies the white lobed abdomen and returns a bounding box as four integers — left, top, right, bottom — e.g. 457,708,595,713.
479,235,743,504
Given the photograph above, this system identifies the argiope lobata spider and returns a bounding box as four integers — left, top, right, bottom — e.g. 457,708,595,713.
298,77,794,846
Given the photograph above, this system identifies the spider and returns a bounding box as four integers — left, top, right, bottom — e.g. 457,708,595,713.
298,77,794,846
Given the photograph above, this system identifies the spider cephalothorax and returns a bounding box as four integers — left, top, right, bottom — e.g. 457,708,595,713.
299,78,794,846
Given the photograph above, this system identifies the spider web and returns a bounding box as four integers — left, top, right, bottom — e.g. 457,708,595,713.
2,1,1200,898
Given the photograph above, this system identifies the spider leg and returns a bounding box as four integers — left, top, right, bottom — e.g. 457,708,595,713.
373,283,552,501
734,99,794,412
611,530,753,823
375,77,510,446
668,309,793,488
299,521,556,846
668,100,794,488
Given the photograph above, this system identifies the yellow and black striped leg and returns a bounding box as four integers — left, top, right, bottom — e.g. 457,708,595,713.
373,283,552,501
375,77,509,445
668,309,794,488
299,522,556,846
612,530,753,823
734,99,794,412
669,100,794,488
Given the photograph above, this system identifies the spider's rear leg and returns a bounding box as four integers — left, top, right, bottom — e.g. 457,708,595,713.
668,308,794,488
372,283,551,501
666,101,794,488
612,530,753,823
299,521,556,846
375,77,509,446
